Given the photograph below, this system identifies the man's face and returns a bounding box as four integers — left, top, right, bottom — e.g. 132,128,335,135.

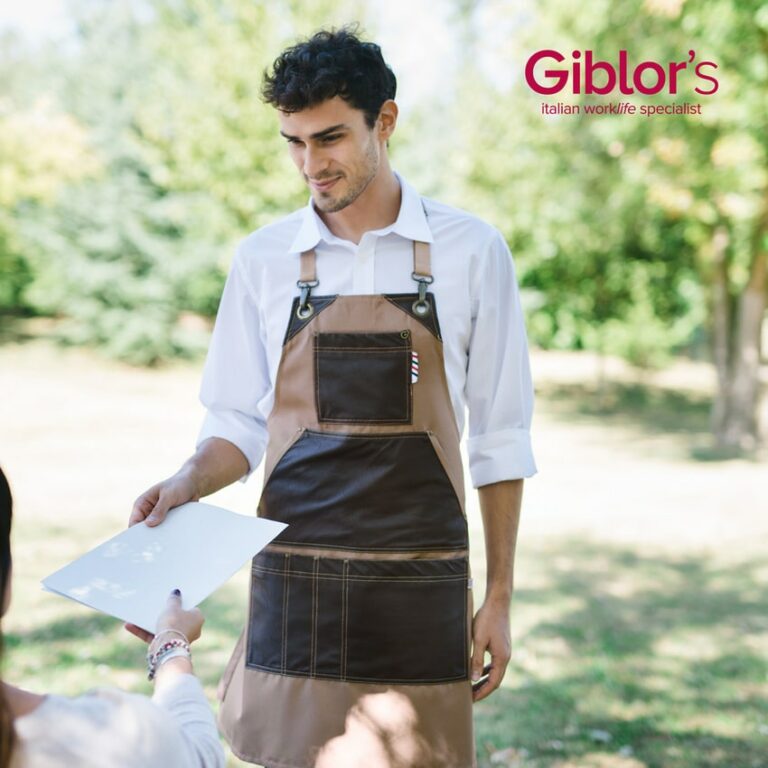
278,96,381,214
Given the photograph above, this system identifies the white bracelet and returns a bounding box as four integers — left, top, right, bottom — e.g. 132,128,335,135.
147,639,192,680
156,647,192,670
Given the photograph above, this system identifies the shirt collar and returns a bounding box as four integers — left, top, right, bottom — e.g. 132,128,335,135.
288,171,434,254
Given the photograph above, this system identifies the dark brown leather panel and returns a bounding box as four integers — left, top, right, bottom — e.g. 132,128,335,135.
246,552,469,684
315,331,412,350
383,292,442,340
283,295,338,344
260,430,468,551
314,331,412,424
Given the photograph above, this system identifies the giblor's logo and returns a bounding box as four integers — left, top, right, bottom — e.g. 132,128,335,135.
525,49,719,96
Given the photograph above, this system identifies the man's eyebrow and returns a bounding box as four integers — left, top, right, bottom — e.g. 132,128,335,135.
279,123,349,141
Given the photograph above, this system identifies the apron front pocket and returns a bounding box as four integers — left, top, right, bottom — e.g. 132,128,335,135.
343,557,469,684
246,552,469,685
314,331,412,424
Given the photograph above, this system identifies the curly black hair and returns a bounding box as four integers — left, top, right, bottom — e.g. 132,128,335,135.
262,26,397,129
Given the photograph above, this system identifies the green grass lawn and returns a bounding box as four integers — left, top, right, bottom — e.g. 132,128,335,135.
2,342,767,767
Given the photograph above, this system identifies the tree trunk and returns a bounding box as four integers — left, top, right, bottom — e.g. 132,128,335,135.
711,207,768,451
710,226,731,442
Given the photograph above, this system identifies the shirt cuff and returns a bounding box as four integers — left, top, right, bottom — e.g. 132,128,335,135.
196,408,267,483
467,427,538,487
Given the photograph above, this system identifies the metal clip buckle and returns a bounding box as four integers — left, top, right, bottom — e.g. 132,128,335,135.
296,279,319,320
411,272,433,317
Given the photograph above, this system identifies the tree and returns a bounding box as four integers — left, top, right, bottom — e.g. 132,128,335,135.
8,0,367,363
0,30,100,317
452,0,766,451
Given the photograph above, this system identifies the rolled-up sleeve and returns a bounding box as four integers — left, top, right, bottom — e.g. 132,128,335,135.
196,242,270,480
464,230,537,487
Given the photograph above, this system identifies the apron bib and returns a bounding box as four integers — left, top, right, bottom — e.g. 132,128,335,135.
218,240,476,768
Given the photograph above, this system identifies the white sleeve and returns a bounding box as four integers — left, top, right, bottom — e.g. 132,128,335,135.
197,241,271,480
152,673,225,768
13,684,224,768
464,229,537,487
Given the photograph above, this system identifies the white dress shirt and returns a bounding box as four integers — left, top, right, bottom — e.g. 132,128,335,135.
197,172,537,488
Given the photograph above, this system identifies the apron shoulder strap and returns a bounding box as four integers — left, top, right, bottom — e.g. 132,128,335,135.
297,240,433,292
411,241,434,317
299,249,317,284
412,241,432,280
296,249,319,319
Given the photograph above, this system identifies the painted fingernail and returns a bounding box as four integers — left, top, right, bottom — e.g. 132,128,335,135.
172,588,181,596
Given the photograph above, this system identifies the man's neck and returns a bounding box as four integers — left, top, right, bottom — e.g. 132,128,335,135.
2,682,45,719
317,165,401,245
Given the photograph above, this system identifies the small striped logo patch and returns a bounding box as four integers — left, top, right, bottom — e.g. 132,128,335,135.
411,351,420,383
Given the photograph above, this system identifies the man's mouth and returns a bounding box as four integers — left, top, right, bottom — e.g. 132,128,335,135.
310,176,342,192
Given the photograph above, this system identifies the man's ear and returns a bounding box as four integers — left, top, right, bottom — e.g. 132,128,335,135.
377,99,398,144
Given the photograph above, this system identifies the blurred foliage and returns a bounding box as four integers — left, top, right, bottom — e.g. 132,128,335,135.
444,0,766,369
0,0,765,374
2,0,364,364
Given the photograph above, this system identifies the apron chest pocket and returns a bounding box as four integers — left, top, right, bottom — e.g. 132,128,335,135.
314,331,412,424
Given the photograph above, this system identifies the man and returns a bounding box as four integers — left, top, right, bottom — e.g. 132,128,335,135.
130,27,537,768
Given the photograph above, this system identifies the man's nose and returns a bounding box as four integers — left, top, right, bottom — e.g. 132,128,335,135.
303,145,329,178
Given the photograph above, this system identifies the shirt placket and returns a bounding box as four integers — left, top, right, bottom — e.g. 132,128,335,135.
352,233,377,294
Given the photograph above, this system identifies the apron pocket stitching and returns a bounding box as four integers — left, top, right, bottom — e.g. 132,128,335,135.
281,554,290,674
342,559,349,681
311,556,319,677
253,567,466,583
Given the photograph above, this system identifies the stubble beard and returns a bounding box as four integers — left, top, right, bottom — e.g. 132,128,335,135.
312,136,380,214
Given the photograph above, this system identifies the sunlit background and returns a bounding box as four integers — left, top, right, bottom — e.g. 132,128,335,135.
1,1,767,766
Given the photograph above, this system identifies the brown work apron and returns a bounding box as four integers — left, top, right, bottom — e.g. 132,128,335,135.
218,240,475,768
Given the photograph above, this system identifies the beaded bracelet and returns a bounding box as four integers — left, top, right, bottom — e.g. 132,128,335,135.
154,628,189,644
147,638,191,680
149,628,189,656
148,643,190,680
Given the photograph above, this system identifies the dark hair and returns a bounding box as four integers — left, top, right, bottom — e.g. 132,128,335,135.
262,26,397,129
0,467,14,768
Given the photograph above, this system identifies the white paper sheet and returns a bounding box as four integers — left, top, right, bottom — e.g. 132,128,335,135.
42,502,286,632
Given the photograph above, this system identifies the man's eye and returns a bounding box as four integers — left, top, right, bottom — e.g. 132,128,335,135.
286,138,304,146
321,135,341,143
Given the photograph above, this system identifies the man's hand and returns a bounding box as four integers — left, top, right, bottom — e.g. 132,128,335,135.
128,438,250,528
129,470,199,528
470,597,511,703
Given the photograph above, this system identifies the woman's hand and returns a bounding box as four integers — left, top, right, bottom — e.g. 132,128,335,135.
125,589,204,644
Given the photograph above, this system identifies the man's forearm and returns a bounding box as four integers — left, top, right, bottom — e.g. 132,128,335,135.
180,437,250,498
477,478,524,604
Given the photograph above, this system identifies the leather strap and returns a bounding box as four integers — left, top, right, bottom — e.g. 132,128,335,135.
413,241,431,278
299,249,317,284
299,242,432,284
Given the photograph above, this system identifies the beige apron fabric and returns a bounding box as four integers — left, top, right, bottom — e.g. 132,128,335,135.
218,241,476,768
